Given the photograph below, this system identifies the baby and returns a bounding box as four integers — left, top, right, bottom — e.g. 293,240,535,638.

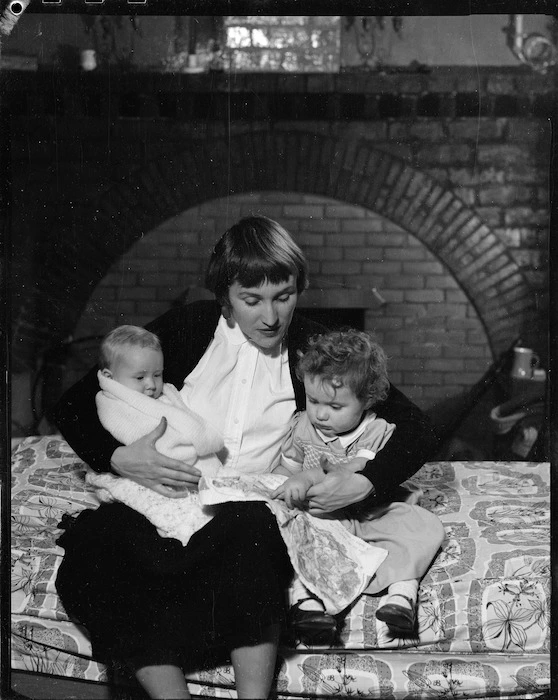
86,325,225,545
273,329,445,636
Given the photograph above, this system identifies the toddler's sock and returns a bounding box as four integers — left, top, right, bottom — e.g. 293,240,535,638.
385,578,419,609
295,597,326,612
288,575,336,637
375,578,419,633
289,576,325,611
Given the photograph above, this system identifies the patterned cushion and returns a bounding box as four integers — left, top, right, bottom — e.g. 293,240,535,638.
11,436,550,697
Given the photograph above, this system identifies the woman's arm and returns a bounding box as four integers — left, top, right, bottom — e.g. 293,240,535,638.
50,365,120,472
361,384,439,501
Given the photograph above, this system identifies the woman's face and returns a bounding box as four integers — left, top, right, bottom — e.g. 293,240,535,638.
227,275,298,352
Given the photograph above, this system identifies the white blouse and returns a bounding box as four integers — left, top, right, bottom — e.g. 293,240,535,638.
180,315,296,473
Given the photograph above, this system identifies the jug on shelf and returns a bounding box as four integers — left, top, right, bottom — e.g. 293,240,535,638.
510,346,540,379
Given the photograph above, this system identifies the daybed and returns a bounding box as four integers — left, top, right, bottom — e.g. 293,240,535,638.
11,435,550,698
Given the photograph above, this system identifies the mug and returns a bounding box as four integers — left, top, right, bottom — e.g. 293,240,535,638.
510,346,540,379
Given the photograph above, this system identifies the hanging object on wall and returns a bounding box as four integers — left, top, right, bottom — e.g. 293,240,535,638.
80,16,142,70
163,16,223,73
344,16,403,70
183,16,204,73
504,14,557,74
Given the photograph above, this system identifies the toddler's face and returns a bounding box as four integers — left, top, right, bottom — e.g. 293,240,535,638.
304,374,369,438
106,347,164,398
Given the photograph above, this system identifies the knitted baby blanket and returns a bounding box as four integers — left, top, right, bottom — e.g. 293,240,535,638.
86,372,224,544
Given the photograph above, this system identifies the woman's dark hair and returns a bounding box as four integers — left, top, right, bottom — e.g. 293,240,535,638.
297,329,390,408
205,216,309,306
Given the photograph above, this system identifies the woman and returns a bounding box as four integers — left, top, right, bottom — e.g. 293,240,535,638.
53,216,438,699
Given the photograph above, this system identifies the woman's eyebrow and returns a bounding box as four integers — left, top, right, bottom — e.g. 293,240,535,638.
274,285,297,296
239,290,260,296
239,285,296,297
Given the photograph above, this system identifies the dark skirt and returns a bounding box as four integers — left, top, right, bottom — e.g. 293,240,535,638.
55,501,293,669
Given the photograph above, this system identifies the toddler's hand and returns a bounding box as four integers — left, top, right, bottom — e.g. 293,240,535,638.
272,475,311,510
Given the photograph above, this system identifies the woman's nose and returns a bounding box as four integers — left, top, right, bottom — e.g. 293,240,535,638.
261,302,278,326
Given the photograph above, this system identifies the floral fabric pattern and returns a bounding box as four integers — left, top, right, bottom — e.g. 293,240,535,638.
11,437,550,698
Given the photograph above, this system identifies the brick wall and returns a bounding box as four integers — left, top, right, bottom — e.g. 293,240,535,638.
7,67,551,433
74,192,492,409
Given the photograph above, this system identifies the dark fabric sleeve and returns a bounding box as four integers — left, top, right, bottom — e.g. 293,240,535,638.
355,384,439,507
48,362,121,473
50,301,220,473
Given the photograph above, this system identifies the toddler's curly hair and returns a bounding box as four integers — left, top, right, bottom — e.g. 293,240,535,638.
296,328,389,407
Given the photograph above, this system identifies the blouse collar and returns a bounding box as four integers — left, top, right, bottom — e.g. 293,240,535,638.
216,314,288,358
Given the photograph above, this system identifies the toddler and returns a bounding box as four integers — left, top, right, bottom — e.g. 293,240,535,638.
273,329,445,635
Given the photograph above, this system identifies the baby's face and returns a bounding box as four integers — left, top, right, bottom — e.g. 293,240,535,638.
304,374,368,438
108,347,164,398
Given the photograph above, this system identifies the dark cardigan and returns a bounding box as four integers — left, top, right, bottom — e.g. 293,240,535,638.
52,301,438,505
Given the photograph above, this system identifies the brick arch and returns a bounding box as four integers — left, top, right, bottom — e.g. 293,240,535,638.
18,127,534,368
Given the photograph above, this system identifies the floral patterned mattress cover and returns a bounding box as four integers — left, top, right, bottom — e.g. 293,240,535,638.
11,436,550,699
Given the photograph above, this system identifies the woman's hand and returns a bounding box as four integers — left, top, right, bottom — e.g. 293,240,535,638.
110,418,201,498
305,460,374,516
